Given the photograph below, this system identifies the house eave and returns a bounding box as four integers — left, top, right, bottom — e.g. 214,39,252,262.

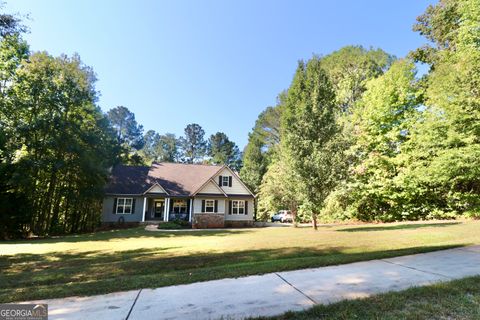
225,194,256,198
104,193,143,197
195,193,228,198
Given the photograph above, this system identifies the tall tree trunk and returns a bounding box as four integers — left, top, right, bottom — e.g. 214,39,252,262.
39,170,58,235
312,212,318,230
290,201,298,227
48,180,64,235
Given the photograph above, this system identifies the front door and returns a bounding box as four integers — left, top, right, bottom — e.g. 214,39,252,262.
154,200,165,219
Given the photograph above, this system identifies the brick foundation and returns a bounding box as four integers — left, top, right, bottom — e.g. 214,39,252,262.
192,214,225,229
224,220,254,228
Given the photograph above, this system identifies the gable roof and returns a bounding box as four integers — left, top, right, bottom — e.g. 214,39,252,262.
194,179,228,197
105,162,225,196
213,165,255,196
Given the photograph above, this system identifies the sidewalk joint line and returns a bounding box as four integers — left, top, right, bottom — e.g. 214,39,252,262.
380,259,453,280
275,273,318,305
126,289,142,320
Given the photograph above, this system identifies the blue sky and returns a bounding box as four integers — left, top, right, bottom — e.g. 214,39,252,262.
6,0,434,148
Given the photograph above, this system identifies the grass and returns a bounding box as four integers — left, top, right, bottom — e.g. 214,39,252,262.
254,276,480,319
1,220,479,303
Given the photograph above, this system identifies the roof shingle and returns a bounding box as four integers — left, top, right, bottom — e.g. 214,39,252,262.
105,162,224,196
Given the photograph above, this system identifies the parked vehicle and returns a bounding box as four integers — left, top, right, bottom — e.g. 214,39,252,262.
271,210,293,223
271,212,283,222
281,212,293,223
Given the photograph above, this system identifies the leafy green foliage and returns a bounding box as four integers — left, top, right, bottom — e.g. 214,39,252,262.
207,132,242,170
345,60,422,221
256,148,299,221
140,130,180,164
178,123,207,163
2,51,119,237
253,0,480,224
250,47,394,223
0,10,120,238
106,106,144,164
240,98,284,193
320,46,395,112
157,220,191,229
281,58,344,228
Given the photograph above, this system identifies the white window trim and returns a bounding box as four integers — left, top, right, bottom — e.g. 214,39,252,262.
205,200,215,213
221,176,230,187
232,200,245,215
172,199,188,214
116,197,133,214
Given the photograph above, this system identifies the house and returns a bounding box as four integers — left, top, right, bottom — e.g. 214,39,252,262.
102,162,255,228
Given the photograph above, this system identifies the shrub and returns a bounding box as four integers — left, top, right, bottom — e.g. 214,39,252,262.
157,220,191,230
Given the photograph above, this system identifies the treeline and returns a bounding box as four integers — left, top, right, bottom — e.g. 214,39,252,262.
106,106,242,169
0,9,241,238
0,16,119,238
240,0,480,225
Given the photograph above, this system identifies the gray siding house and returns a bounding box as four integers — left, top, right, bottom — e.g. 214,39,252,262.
102,162,255,228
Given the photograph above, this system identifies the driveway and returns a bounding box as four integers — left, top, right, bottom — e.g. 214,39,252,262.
20,245,480,320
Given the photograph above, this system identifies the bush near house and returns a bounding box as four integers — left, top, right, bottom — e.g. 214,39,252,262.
157,220,191,230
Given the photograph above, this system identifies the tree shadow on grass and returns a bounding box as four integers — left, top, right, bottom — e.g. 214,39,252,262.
0,242,469,303
1,227,253,244
336,222,461,232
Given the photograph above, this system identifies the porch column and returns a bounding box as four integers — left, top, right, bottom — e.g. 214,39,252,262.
189,198,193,222
164,198,169,222
141,197,147,222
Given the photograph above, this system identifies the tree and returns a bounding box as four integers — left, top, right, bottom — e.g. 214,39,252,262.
240,95,284,193
244,47,393,199
141,131,180,163
281,58,344,229
106,106,144,164
179,123,207,163
241,135,267,194
257,146,301,222
402,0,480,218
410,0,460,64
156,133,180,162
346,60,422,221
4,51,118,236
321,46,395,112
141,129,159,162
0,7,27,38
207,132,241,170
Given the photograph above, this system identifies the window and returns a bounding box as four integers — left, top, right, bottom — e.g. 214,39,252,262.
172,200,188,214
222,176,230,187
117,198,133,214
232,200,245,214
205,200,215,213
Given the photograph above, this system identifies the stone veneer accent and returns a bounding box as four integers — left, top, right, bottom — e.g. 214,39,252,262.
224,220,254,228
192,213,225,229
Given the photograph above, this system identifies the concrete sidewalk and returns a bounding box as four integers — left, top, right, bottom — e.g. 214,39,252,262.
22,246,480,320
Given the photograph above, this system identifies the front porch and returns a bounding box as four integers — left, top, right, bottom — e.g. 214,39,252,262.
142,197,193,222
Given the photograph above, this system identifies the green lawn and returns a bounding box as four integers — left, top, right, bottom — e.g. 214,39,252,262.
255,276,480,320
1,220,480,303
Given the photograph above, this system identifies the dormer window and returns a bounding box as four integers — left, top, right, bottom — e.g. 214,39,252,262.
222,176,230,187
218,175,232,187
